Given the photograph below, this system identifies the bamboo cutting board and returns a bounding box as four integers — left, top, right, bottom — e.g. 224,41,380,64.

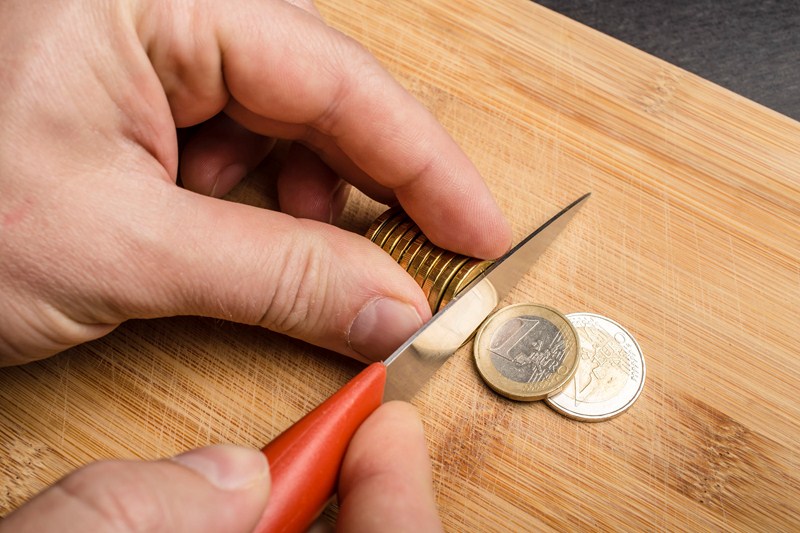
2,0,799,530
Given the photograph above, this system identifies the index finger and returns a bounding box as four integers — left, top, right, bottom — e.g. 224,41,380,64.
337,401,444,532
217,0,512,258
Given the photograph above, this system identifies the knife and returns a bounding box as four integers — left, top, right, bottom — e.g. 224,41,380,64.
255,193,590,532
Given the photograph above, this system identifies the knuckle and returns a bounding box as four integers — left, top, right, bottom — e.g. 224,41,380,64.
258,233,333,336
0,295,115,364
311,33,380,135
0,298,78,364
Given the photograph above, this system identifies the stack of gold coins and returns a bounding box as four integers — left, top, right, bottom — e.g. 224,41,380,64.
365,207,493,313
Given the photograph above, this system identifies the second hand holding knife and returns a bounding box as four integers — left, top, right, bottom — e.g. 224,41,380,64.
255,193,590,532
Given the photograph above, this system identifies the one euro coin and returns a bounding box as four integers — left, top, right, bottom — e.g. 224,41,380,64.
474,303,580,401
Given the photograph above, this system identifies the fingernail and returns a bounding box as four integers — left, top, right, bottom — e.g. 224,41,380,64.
211,164,248,197
348,298,424,361
172,445,269,491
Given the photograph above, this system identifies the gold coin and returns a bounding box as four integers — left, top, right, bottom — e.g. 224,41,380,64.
371,211,407,248
398,233,427,271
365,206,401,241
407,241,436,280
473,304,580,401
545,313,645,422
391,227,422,262
414,248,445,292
439,259,493,309
382,220,416,255
421,251,458,296
428,256,470,313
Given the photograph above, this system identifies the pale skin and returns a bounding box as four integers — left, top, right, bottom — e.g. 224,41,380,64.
0,0,513,530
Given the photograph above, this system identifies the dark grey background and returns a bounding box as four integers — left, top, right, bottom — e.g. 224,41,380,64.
535,0,799,120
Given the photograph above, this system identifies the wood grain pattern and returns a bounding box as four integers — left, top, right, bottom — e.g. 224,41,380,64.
2,0,799,530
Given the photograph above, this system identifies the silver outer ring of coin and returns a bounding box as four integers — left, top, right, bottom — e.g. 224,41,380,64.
545,313,646,422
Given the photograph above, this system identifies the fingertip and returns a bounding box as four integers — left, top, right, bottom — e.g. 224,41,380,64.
489,212,514,259
340,401,428,485
348,297,427,362
179,114,274,197
377,401,425,434
398,180,513,260
172,444,270,493
211,163,249,198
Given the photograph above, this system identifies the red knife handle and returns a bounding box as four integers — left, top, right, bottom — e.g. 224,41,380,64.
254,362,387,533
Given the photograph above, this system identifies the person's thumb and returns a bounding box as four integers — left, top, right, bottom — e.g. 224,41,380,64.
0,180,431,365
0,445,270,533
112,189,431,362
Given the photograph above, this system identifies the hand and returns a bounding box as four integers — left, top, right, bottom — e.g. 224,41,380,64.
0,0,512,366
0,402,442,532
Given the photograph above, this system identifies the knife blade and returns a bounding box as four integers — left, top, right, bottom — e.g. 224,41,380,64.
383,192,591,401
255,193,590,532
